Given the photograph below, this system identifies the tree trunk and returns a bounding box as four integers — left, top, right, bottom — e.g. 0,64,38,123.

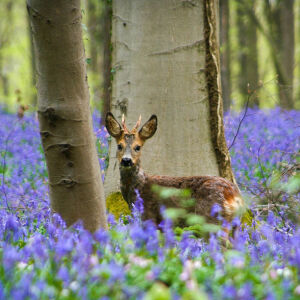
27,13,37,105
101,0,112,126
297,0,300,106
0,0,13,98
263,0,294,109
275,0,295,109
87,0,103,110
87,0,99,74
219,0,231,111
105,0,235,198
236,0,259,107
27,0,107,232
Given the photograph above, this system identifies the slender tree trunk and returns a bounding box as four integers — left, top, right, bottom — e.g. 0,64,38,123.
219,0,231,111
262,0,294,109
236,0,259,106
297,0,300,105
105,0,235,198
276,0,294,109
87,0,100,74
0,0,13,98
27,0,107,232
0,58,9,97
87,0,103,110
27,14,37,105
101,0,112,125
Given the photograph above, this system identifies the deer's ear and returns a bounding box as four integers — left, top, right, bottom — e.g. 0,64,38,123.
105,112,122,138
139,115,157,140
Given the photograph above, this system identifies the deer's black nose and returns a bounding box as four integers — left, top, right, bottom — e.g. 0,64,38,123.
121,157,133,167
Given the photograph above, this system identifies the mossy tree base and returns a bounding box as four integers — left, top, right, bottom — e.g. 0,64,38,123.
106,192,131,220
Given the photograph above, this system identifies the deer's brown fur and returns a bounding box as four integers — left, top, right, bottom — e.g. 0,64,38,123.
105,112,243,225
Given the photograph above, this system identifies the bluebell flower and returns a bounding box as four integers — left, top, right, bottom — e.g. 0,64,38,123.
130,223,147,249
132,189,144,218
223,284,236,299
107,213,116,226
0,281,5,300
210,203,222,217
2,245,20,272
94,228,110,244
238,282,254,300
265,292,276,300
57,265,71,284
159,218,175,249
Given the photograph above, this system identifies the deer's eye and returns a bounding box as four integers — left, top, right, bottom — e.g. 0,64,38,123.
134,145,141,152
117,144,123,151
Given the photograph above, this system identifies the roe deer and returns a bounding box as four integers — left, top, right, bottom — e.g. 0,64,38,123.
105,112,244,225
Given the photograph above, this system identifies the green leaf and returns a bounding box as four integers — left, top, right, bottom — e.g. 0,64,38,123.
186,214,205,226
144,282,171,300
165,208,186,220
151,185,191,199
201,223,220,233
285,174,300,194
182,289,208,300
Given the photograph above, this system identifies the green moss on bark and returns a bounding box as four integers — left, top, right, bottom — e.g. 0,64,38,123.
106,192,130,220
203,0,235,184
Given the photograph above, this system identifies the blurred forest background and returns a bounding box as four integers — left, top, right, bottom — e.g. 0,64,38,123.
0,0,300,113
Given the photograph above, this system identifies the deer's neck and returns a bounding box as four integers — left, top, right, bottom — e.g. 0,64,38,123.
119,164,146,207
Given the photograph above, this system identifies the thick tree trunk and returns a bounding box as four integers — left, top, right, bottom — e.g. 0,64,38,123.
105,0,235,198
236,0,259,107
101,0,112,126
27,0,107,231
219,0,231,111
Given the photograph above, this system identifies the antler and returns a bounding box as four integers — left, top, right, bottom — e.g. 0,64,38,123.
131,115,142,133
121,114,141,134
122,114,130,134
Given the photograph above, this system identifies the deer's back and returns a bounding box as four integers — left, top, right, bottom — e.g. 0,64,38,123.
140,175,243,224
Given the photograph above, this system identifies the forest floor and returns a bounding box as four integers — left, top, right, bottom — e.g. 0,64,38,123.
0,107,299,299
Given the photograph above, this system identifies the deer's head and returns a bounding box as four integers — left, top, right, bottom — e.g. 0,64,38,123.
105,112,157,169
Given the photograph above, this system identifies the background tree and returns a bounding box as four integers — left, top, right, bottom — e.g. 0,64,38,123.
238,0,295,109
0,0,14,97
219,0,231,111
26,13,37,105
101,0,112,125
27,0,107,231
263,0,295,109
87,0,103,109
105,0,235,199
236,0,259,107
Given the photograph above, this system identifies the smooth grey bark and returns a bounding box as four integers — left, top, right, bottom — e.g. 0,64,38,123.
105,0,235,198
27,0,107,232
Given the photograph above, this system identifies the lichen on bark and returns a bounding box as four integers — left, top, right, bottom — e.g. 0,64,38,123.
203,0,235,184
